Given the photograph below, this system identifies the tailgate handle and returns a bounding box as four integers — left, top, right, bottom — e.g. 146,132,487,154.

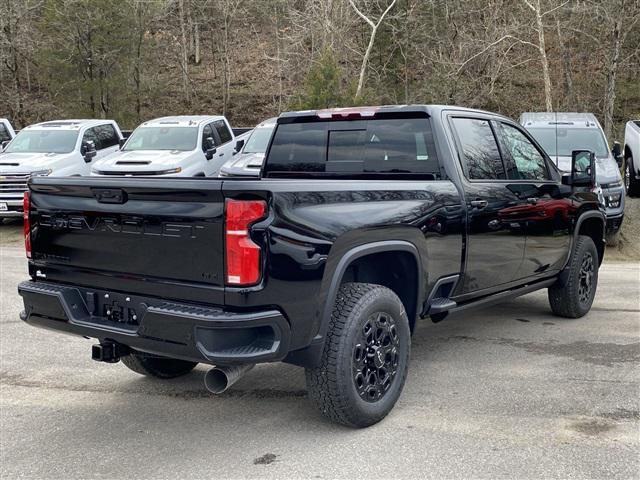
92,188,127,204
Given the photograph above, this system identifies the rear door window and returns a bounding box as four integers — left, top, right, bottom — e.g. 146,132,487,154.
451,117,505,180
214,120,232,145
265,117,441,178
0,124,10,142
94,124,119,149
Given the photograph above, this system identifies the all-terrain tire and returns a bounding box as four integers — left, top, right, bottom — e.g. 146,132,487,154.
625,155,640,197
305,283,410,428
121,350,197,379
548,235,599,318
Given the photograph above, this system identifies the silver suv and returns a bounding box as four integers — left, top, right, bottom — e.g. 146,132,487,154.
520,112,625,240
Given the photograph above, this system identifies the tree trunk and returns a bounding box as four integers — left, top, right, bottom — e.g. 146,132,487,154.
603,6,623,140
533,0,553,112
179,0,190,102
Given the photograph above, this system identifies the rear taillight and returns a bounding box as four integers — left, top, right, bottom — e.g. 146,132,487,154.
225,199,267,286
23,191,31,258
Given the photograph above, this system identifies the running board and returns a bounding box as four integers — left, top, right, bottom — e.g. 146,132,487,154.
449,278,556,314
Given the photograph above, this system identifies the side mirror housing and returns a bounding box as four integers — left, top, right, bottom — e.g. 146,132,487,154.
82,140,97,162
234,139,245,154
204,137,216,160
571,149,596,188
612,141,623,167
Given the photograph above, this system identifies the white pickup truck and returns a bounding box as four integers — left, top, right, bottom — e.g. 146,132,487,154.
92,116,251,177
624,120,640,197
0,119,123,219
0,119,16,146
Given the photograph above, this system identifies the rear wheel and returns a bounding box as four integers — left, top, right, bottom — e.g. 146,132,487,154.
121,350,197,379
548,235,599,318
305,283,410,428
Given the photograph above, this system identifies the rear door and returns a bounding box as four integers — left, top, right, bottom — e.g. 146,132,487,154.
449,115,528,294
29,177,225,305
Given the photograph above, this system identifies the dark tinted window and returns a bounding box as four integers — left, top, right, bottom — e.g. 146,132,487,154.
82,127,100,149
265,118,440,177
499,123,549,180
94,124,119,149
451,118,505,180
214,120,232,144
0,124,10,142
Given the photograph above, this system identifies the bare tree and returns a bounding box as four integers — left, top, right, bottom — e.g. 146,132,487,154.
348,0,398,99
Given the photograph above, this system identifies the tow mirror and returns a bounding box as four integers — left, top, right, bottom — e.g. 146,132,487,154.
570,149,596,188
82,140,97,162
612,141,623,167
204,137,216,160
118,138,126,149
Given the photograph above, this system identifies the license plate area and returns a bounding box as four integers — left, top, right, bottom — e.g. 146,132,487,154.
84,290,150,330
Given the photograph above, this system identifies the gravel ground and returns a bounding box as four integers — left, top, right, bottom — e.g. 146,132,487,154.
0,241,638,479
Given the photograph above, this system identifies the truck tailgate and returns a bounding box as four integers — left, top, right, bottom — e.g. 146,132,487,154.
28,177,225,305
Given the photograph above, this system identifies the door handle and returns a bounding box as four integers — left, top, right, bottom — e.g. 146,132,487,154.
526,197,539,204
470,199,488,209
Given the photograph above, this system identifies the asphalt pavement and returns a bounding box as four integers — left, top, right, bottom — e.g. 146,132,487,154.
1,243,638,479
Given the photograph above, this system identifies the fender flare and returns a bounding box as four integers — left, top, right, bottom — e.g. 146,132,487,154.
558,210,605,286
284,240,423,368
318,240,423,339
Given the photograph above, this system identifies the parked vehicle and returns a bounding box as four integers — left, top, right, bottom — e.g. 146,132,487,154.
0,119,122,219
219,117,277,177
623,120,640,197
19,105,606,427
520,112,625,240
0,119,16,146
92,116,251,177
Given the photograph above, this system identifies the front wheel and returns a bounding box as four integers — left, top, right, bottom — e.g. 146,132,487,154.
548,235,599,318
625,156,640,197
305,283,410,428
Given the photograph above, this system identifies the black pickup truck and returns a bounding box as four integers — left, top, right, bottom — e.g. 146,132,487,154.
18,105,605,427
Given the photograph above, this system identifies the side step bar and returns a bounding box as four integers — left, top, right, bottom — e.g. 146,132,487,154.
449,278,556,314
424,276,557,322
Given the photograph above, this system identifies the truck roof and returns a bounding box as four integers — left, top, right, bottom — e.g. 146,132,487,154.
278,105,511,122
519,112,602,129
138,116,226,128
24,119,118,131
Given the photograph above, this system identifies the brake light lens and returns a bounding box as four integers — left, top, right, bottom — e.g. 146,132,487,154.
225,199,267,286
23,191,31,258
316,107,378,119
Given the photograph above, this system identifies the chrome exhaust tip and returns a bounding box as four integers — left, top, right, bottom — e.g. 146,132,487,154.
204,364,254,394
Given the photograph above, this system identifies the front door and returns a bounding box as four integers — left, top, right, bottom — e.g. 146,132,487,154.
449,116,528,294
495,121,572,277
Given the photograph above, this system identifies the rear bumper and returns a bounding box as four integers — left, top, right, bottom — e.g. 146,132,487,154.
18,280,290,366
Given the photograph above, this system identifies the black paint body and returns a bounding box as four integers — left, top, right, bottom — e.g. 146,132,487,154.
19,106,605,368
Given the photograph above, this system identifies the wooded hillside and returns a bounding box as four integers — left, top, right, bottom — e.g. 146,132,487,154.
1,0,638,141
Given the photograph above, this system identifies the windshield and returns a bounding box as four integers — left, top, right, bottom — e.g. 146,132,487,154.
124,126,198,151
527,127,609,158
5,130,79,154
243,126,275,154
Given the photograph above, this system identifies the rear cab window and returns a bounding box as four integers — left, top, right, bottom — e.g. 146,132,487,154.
450,117,505,180
264,116,442,179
